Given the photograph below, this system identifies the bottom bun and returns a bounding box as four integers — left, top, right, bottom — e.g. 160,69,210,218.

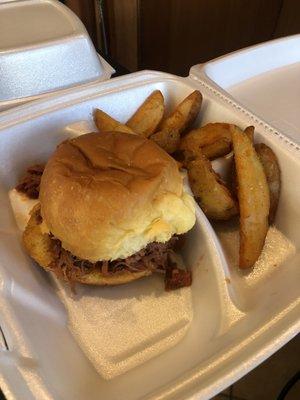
23,205,151,286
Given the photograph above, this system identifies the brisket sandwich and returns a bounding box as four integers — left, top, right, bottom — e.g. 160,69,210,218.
21,131,196,289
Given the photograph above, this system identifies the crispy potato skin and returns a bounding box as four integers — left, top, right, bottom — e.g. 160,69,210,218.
231,126,270,269
255,143,281,224
160,90,202,134
230,126,255,196
187,155,238,220
94,109,135,134
201,138,231,160
126,90,164,137
245,125,254,142
151,129,180,154
150,90,202,153
180,123,255,162
180,123,232,161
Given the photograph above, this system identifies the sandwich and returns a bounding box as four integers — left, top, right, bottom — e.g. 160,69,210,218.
13,131,196,290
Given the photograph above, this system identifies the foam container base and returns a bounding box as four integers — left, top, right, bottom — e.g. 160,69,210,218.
0,70,299,400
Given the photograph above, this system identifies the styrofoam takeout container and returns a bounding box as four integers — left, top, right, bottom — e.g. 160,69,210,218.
0,0,114,111
194,34,300,145
0,68,299,400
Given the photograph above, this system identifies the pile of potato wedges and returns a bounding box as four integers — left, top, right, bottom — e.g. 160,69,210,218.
93,90,281,270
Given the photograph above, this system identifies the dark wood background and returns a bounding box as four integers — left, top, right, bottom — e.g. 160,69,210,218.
66,0,300,75
139,0,282,74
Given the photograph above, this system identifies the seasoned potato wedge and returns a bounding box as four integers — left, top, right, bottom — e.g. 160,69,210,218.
181,123,255,162
126,90,164,137
231,125,255,196
187,155,238,220
180,123,232,161
150,90,202,153
183,123,232,147
201,138,232,160
94,109,134,134
231,126,270,269
230,161,238,198
244,125,255,142
151,129,180,154
255,143,281,224
160,90,202,135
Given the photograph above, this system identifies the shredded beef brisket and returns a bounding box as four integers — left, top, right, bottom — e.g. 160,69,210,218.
50,236,192,291
16,164,45,199
165,263,192,291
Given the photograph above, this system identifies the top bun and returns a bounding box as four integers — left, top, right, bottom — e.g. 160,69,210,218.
39,132,195,262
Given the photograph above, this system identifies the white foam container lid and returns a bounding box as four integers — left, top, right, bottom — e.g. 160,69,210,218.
194,34,300,145
0,69,299,400
0,0,114,111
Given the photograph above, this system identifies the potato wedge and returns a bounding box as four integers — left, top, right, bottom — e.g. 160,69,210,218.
245,125,254,142
183,123,232,148
181,123,254,162
231,126,270,269
230,161,238,198
151,129,180,154
187,155,238,220
126,90,164,137
150,90,202,153
94,109,134,134
180,123,232,161
230,125,255,196
201,138,232,160
255,143,281,224
160,90,202,135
